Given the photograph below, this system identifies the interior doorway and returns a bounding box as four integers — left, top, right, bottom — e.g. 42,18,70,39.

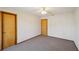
41,19,48,36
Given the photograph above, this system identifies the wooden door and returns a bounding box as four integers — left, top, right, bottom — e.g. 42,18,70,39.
41,19,48,36
3,12,16,49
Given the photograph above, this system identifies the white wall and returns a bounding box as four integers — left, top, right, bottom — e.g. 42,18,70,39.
0,7,41,43
74,8,79,49
46,13,75,41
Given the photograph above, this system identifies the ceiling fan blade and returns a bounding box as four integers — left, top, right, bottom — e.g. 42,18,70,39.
42,7,46,11
47,11,55,16
39,7,55,16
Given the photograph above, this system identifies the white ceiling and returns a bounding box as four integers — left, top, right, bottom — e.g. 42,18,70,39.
18,7,75,16
1,7,75,16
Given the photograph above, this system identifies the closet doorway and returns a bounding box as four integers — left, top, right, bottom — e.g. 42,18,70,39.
41,19,48,36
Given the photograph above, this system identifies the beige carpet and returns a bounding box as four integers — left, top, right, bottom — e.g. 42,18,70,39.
3,35,78,51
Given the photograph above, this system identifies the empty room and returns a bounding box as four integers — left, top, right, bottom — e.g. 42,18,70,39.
0,7,79,51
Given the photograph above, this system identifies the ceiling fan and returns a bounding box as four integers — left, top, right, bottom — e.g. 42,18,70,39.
40,7,54,16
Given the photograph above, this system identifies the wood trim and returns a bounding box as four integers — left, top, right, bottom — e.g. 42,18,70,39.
0,11,16,15
1,12,3,50
0,11,17,50
15,15,17,45
46,19,48,35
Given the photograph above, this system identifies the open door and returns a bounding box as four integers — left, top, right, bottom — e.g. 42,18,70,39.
41,19,48,36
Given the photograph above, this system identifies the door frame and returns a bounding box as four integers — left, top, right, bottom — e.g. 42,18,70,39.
0,11,17,50
41,19,48,36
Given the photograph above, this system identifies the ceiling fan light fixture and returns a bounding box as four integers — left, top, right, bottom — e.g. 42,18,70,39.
41,10,47,15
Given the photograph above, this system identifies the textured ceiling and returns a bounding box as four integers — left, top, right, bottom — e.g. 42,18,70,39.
18,7,75,16
0,7,76,16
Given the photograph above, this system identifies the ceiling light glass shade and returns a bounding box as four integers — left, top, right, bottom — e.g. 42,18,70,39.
41,11,47,15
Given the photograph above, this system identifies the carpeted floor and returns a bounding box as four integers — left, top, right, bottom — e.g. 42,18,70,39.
3,35,78,51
